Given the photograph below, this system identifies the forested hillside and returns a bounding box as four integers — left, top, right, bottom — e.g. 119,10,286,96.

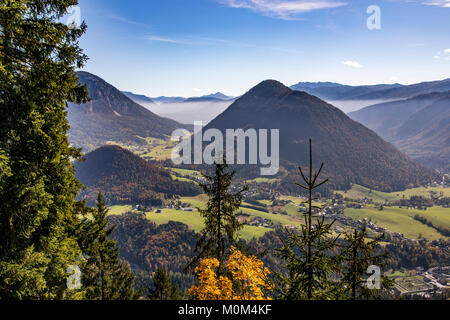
76,145,201,205
68,72,191,152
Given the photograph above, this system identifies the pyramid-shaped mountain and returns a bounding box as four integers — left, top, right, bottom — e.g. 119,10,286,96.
75,145,200,205
68,72,190,152
205,80,438,192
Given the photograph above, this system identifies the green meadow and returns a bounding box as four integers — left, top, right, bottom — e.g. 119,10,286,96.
108,195,278,241
345,206,448,241
246,177,281,184
108,186,449,242
337,184,450,203
144,208,272,241
171,168,201,178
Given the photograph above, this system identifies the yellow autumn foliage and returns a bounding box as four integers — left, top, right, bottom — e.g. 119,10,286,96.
188,247,274,300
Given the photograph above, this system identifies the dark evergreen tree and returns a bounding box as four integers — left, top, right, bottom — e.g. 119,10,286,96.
188,159,247,274
0,150,10,193
0,0,89,299
341,226,393,300
148,267,179,300
276,139,344,300
79,194,138,300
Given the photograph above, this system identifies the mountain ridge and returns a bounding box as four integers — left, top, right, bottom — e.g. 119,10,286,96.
122,91,155,105
349,91,450,171
68,72,190,152
122,91,234,104
291,78,450,101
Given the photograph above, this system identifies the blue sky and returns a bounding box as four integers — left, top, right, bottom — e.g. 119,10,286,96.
76,0,450,97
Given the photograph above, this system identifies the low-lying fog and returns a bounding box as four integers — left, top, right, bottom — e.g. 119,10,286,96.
326,99,395,114
140,101,233,125
140,99,395,125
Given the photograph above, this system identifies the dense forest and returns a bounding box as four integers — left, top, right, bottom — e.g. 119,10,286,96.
109,214,197,274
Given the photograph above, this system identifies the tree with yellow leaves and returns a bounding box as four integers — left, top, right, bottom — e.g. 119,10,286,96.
188,258,233,300
189,248,273,300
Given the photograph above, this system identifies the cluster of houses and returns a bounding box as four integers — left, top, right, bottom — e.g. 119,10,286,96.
237,213,274,228
429,174,449,189
327,213,388,235
317,204,345,216
246,217,274,228
134,200,196,214
154,207,195,214
425,266,450,287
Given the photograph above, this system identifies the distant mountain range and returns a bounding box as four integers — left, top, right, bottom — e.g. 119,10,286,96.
69,72,445,192
291,79,450,101
349,91,450,171
75,145,201,205
205,80,438,192
123,78,450,106
184,92,235,103
123,91,235,104
152,96,186,103
68,72,191,152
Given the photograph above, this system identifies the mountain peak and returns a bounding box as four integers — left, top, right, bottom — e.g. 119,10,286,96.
204,92,230,100
245,80,292,98
253,79,290,90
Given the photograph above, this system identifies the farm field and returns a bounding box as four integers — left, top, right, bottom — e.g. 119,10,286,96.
171,175,192,182
110,137,177,161
246,177,281,184
141,138,177,161
182,195,305,228
108,205,133,215
337,184,450,203
144,208,272,241
278,195,323,207
108,194,279,241
337,185,398,203
344,206,449,240
171,168,201,178
108,185,449,242
108,204,274,241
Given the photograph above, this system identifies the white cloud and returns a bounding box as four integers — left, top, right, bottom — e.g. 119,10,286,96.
422,0,450,8
217,0,347,19
108,14,153,29
146,35,194,45
444,48,450,53
145,35,303,53
434,55,440,59
342,60,362,68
